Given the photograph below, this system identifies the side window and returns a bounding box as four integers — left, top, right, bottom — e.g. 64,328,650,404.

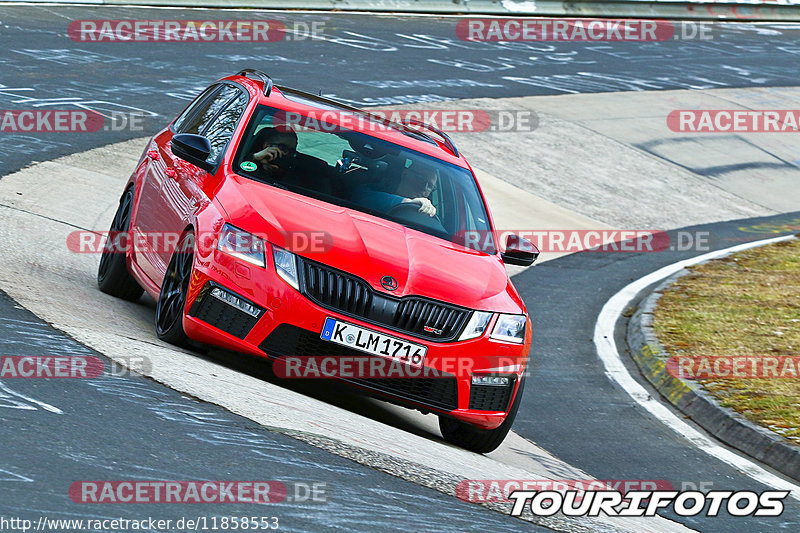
203,90,248,164
172,85,221,133
178,84,239,136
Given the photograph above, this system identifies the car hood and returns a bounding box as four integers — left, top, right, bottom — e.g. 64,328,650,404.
216,178,524,313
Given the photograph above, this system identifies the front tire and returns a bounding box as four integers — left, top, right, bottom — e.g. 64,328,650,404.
439,377,525,454
155,233,194,347
97,187,144,301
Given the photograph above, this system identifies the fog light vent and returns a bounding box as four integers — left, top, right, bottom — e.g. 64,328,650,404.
469,375,515,411
189,283,264,340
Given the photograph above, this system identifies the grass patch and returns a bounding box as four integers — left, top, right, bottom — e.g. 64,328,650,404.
653,239,800,444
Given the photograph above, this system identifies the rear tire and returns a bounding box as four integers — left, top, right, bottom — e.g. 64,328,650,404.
97,187,144,301
155,233,194,347
439,377,525,454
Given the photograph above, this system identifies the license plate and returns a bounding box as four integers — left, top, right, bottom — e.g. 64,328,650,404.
320,317,427,368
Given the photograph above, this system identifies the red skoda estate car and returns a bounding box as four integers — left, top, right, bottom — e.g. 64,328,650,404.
97,69,538,453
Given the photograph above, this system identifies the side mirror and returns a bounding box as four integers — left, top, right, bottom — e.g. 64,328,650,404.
502,234,539,266
171,133,213,172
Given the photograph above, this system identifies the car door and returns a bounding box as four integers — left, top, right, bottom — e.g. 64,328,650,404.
132,84,225,284
155,84,249,280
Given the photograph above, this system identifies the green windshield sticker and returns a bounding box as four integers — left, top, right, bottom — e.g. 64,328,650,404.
240,161,257,172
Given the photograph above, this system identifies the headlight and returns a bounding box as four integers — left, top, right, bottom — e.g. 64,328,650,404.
490,314,526,344
272,246,299,290
459,311,492,341
217,224,266,268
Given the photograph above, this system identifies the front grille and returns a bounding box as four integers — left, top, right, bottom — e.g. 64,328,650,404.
301,260,372,316
260,324,458,411
299,258,469,342
468,377,516,412
189,284,262,340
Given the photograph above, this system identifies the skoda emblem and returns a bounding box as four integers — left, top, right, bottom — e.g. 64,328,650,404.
380,275,398,291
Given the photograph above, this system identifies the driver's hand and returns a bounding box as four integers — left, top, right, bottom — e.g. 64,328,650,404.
253,146,286,162
412,197,436,217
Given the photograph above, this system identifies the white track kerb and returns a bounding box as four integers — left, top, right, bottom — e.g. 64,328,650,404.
594,235,800,501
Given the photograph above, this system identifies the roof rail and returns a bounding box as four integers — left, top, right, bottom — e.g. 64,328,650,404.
399,118,459,157
236,69,273,97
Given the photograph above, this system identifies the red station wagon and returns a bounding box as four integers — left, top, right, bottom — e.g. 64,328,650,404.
97,69,538,453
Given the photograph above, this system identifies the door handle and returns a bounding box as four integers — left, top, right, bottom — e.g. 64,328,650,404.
147,150,160,161
165,168,177,180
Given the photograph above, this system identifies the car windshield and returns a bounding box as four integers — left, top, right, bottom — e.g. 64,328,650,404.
232,105,496,254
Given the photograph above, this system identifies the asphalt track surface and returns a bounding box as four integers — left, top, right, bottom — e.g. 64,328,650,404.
2,7,800,174
514,212,800,533
0,290,544,532
2,6,800,532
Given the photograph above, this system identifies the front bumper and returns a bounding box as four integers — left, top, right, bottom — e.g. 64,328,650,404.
182,247,530,430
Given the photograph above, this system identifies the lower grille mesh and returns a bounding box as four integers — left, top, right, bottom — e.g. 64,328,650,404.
260,324,458,411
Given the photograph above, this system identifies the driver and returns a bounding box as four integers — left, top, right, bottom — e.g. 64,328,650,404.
353,161,438,217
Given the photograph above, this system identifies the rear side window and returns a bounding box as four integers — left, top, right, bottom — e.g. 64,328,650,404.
176,84,240,136
172,85,221,133
204,91,249,164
